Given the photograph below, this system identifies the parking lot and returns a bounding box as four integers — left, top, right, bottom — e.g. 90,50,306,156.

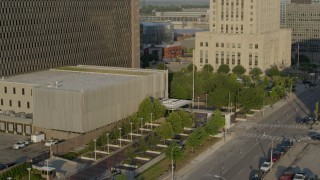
0,132,49,164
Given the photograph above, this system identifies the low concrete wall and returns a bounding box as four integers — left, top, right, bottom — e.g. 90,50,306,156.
134,153,166,174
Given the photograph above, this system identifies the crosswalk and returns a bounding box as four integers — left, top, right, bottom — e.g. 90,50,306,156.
240,132,285,141
254,123,309,129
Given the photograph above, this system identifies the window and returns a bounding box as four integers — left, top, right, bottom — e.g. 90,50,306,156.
255,44,258,49
0,99,3,106
205,42,208,47
216,43,219,47
18,101,21,108
27,102,30,109
4,87,7,93
249,53,253,65
9,100,12,107
22,88,25,95
221,43,224,48
200,42,203,47
13,87,16,94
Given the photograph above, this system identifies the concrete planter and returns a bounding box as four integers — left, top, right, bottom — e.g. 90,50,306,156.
135,156,150,161
122,163,139,169
146,150,161,155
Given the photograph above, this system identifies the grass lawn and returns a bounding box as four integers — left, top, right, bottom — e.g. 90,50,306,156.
136,137,220,180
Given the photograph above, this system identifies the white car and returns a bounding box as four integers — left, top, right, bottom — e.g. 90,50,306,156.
22,140,30,146
260,161,272,172
293,173,306,180
12,142,26,149
45,140,58,146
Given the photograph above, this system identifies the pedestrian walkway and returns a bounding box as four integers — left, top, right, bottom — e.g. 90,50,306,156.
254,123,309,129
240,132,284,141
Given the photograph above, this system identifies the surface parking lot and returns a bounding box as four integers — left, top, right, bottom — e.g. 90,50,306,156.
0,132,49,164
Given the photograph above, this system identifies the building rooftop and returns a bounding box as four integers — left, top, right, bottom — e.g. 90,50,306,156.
2,65,165,91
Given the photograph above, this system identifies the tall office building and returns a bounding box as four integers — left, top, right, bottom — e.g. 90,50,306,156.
194,0,292,73
286,0,320,64
281,0,292,27
0,0,140,77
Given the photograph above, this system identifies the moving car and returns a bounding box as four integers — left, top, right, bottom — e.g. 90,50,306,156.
260,161,272,173
12,142,26,149
45,139,58,146
293,173,306,180
279,171,295,180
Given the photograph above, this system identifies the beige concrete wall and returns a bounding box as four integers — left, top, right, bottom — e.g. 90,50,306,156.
0,81,33,114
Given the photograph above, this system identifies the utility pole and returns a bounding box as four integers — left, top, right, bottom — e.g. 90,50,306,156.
192,53,195,109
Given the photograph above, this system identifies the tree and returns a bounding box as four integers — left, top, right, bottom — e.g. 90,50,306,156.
267,66,280,77
186,127,208,152
157,63,168,70
156,121,174,144
315,101,319,121
165,142,184,161
178,110,193,128
138,98,155,122
125,146,135,164
202,64,214,73
206,110,225,136
217,64,230,73
137,139,148,154
170,72,193,99
207,86,230,108
148,133,160,148
115,174,126,180
187,63,197,72
232,65,246,75
238,86,264,110
249,67,263,80
153,98,167,119
166,112,184,134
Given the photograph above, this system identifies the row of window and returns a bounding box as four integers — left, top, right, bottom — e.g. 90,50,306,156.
0,99,30,109
2,86,31,96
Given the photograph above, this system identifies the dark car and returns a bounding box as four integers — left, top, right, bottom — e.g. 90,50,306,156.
303,80,312,84
249,169,263,180
282,139,294,148
271,151,282,162
0,163,8,171
276,146,286,155
311,134,320,140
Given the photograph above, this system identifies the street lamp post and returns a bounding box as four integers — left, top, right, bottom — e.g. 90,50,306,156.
197,96,200,109
150,113,153,130
119,128,122,147
27,168,31,180
93,139,97,161
270,139,273,168
45,160,49,180
171,146,180,180
7,177,12,180
130,122,133,142
106,133,109,154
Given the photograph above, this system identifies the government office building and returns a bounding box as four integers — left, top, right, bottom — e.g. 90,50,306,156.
194,0,292,73
0,0,140,77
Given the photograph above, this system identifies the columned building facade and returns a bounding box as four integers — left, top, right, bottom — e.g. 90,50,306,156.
194,0,292,73
0,0,140,77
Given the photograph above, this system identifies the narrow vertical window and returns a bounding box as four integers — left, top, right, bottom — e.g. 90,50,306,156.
22,88,25,95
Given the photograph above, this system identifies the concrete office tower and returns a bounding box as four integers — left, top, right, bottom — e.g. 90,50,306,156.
286,1,320,65
0,0,140,77
194,0,292,73
281,0,291,27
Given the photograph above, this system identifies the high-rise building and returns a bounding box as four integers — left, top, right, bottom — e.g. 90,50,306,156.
0,0,140,77
194,0,292,73
286,0,320,64
281,0,292,27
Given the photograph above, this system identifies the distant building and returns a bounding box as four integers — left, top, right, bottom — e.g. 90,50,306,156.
141,8,210,30
143,42,182,60
286,1,320,65
0,66,168,138
0,0,140,77
141,22,174,45
194,0,292,73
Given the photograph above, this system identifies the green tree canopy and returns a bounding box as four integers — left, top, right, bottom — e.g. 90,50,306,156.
202,64,214,73
178,110,193,128
125,146,135,164
156,121,174,144
153,98,167,119
249,67,263,80
170,72,193,99
315,101,319,121
166,112,184,134
238,86,264,110
206,110,225,136
267,66,280,77
157,63,168,70
217,64,230,74
207,86,230,108
232,65,246,75
165,142,184,161
138,98,155,122
187,63,197,72
186,127,208,152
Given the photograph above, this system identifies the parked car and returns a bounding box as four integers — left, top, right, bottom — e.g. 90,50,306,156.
307,174,318,180
271,151,282,162
279,171,295,180
0,163,8,170
22,140,30,146
293,173,306,180
249,169,263,180
260,161,272,172
311,134,320,140
282,139,294,148
12,142,26,149
275,147,286,156
45,139,58,146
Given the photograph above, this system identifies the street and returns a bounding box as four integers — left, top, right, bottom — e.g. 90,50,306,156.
177,84,320,180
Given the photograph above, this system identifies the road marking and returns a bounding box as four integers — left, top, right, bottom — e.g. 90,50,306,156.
254,123,308,129
238,169,244,174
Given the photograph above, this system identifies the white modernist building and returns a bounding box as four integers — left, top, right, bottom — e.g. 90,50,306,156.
194,0,292,73
0,66,168,135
